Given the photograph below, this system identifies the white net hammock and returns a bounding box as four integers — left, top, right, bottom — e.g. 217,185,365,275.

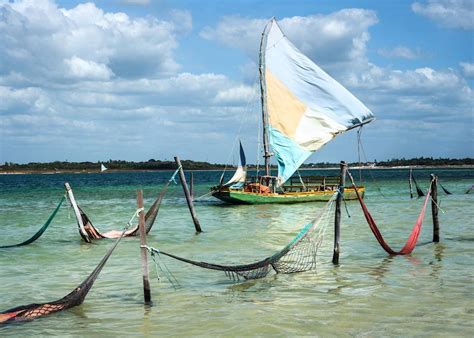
145,193,337,281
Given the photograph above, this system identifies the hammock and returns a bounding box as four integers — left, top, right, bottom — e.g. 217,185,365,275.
144,193,336,281
348,170,432,255
439,182,452,195
66,167,179,242
0,207,141,324
410,171,425,197
0,197,65,249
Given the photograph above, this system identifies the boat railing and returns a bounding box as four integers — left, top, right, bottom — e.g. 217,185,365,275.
283,175,340,192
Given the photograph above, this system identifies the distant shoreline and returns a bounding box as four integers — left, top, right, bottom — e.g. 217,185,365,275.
1,165,473,175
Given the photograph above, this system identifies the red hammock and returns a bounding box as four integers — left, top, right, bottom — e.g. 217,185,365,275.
348,172,432,255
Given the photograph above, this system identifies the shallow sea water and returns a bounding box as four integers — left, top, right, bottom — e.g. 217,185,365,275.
0,168,473,336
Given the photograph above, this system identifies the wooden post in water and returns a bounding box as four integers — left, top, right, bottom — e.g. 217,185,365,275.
174,156,202,233
64,182,90,243
431,174,440,243
409,168,414,199
137,190,151,304
190,172,194,201
332,161,347,265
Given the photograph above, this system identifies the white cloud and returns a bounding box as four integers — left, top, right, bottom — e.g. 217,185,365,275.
378,46,421,59
214,85,258,105
64,56,114,80
346,64,473,125
412,0,474,29
200,10,378,74
0,0,186,84
0,4,471,163
169,9,193,35
460,62,474,78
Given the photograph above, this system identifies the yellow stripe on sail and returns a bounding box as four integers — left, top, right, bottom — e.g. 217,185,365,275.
266,69,307,139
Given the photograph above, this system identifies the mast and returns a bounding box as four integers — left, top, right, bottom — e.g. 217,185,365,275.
259,19,272,177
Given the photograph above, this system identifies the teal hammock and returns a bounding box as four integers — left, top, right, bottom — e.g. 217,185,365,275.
0,196,65,249
144,194,336,281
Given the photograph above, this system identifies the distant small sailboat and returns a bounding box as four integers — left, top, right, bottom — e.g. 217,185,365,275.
212,18,374,204
100,163,108,172
219,141,247,190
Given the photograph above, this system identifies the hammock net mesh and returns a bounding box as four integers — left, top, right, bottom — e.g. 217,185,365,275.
0,227,123,323
147,193,336,281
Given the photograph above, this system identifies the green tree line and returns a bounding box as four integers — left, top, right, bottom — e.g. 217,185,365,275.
1,157,472,173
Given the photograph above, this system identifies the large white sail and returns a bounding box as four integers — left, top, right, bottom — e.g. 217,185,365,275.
262,18,374,185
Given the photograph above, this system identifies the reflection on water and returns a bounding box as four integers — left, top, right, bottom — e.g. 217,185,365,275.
0,168,473,336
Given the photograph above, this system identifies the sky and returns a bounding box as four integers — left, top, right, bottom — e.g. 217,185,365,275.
0,0,472,165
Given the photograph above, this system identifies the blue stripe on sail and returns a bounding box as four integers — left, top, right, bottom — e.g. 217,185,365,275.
269,126,312,184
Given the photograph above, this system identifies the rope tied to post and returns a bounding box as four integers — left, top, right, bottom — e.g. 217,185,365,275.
141,245,181,289
169,165,182,185
336,187,351,218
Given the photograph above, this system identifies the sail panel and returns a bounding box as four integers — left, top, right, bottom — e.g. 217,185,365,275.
224,141,247,189
269,126,312,185
266,69,307,138
263,19,374,184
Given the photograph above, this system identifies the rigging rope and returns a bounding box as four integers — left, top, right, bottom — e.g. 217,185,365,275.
356,133,386,198
143,193,336,281
220,75,260,183
357,126,363,181
0,196,65,249
296,170,307,191
347,169,432,255
0,207,141,324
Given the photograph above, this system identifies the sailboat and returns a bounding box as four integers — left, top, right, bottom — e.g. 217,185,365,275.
212,18,374,204
100,163,108,172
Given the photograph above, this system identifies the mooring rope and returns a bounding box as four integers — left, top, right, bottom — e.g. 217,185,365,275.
336,187,351,218
144,246,181,289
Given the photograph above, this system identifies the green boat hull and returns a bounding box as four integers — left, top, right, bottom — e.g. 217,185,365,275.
212,187,364,205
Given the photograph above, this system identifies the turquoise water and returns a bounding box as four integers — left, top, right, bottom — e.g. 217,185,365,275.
0,168,473,336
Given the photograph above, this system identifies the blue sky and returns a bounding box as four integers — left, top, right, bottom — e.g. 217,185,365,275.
0,0,472,164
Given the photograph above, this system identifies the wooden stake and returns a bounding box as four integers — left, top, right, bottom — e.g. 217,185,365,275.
332,161,347,265
174,156,202,233
64,182,90,243
409,168,414,199
190,172,194,201
137,190,151,304
431,174,440,243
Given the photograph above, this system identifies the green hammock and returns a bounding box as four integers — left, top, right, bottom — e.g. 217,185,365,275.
0,196,65,249
145,193,336,281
